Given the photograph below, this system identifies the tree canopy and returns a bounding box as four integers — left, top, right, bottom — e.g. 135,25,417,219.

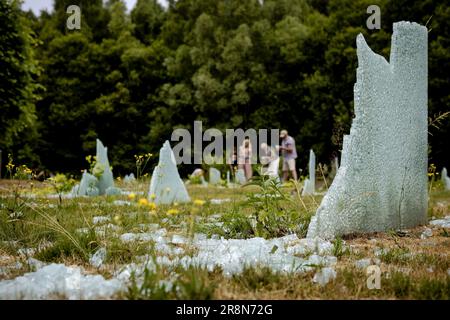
0,0,448,176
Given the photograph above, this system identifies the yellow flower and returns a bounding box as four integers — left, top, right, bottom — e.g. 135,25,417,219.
114,215,121,224
128,193,136,200
148,202,157,210
167,209,180,215
6,161,14,170
193,199,206,206
138,198,149,206
149,193,156,200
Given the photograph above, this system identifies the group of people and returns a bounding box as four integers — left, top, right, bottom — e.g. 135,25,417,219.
229,130,298,182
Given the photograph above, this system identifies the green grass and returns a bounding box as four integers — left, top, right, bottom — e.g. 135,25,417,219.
387,272,450,299
123,265,217,300
0,179,449,299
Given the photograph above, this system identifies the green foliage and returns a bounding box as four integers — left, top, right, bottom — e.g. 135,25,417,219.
0,195,29,234
134,152,153,179
125,266,174,300
378,247,411,265
0,0,449,175
199,175,311,239
48,174,76,193
243,175,310,238
131,0,165,44
125,265,216,300
34,229,97,262
387,272,450,299
232,266,283,291
332,236,349,259
389,272,413,298
0,0,42,164
47,173,76,205
176,266,216,300
215,209,255,239
188,174,203,185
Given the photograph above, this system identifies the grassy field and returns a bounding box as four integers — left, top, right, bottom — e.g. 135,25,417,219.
0,177,449,300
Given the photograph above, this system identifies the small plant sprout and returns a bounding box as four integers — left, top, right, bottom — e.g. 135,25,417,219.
135,153,153,180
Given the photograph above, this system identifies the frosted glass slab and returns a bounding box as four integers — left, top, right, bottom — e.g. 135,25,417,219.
73,170,98,196
123,173,136,183
70,184,79,196
235,169,246,185
105,187,122,196
302,149,316,196
307,22,428,239
86,186,100,197
96,139,115,195
209,168,221,185
148,141,191,204
442,168,450,190
329,157,339,181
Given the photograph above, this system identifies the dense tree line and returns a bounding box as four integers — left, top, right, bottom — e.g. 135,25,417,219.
0,0,448,176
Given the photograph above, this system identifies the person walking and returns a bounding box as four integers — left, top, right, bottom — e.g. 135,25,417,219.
279,130,298,181
238,138,253,180
228,146,238,177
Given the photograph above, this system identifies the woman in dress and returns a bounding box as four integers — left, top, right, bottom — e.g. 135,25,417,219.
238,138,253,180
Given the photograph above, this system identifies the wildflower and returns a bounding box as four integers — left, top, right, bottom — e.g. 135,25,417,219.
148,202,157,210
193,199,206,206
21,166,32,175
6,154,15,171
149,193,156,200
128,193,136,200
138,198,149,206
114,215,121,224
167,209,179,215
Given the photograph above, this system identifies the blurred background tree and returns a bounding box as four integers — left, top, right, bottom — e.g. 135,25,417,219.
0,0,42,166
0,0,448,176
